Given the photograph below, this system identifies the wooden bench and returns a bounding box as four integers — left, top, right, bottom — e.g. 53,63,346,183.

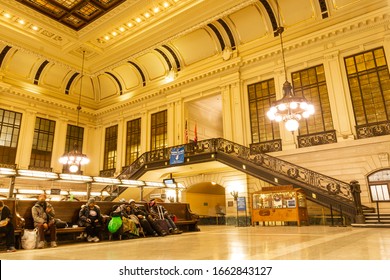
16,200,89,244
1,199,199,248
160,202,200,232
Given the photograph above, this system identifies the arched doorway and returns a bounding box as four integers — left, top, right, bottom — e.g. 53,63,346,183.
184,181,226,225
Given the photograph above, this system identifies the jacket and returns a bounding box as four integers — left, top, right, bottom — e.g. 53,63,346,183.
78,204,102,226
149,204,169,219
0,204,13,221
32,201,56,227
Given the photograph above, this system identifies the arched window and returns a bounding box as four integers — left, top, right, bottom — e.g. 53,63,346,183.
367,169,390,202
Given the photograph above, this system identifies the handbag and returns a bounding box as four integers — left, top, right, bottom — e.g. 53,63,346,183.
21,228,38,250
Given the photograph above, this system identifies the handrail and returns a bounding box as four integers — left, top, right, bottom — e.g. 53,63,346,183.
103,138,355,216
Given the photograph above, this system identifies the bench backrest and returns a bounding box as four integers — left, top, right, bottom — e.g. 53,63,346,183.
159,202,196,221
2,199,196,230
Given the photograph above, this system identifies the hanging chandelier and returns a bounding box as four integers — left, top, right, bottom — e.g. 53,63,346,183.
59,50,90,173
266,6,314,132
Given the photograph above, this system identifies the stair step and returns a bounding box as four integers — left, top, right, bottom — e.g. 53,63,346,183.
352,223,390,228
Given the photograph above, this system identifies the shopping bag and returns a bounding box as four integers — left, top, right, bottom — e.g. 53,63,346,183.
108,216,122,233
21,228,38,250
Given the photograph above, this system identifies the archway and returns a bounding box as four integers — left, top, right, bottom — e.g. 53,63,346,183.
184,181,226,225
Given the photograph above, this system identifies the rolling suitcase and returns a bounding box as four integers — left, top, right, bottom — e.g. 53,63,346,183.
155,205,170,233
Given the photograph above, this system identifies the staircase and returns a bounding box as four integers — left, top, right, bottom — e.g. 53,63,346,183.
106,138,360,221
352,208,390,227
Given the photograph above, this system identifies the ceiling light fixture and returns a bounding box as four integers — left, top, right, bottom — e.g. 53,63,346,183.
59,50,90,173
266,1,314,132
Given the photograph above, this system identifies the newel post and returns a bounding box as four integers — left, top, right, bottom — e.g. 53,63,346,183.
350,180,365,224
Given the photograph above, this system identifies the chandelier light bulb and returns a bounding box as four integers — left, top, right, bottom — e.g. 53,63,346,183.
290,102,298,109
267,110,276,120
278,103,287,111
69,164,79,173
285,119,299,131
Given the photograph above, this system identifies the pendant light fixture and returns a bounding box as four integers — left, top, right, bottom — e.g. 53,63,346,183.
266,1,314,132
59,50,90,173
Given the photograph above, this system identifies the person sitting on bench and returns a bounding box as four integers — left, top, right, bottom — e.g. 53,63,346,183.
149,199,182,234
0,201,16,252
32,194,57,248
78,198,103,242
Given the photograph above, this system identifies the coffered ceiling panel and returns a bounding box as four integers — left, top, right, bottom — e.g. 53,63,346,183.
97,74,120,100
136,52,166,81
279,0,315,27
228,5,268,44
40,63,73,90
172,28,218,66
15,0,126,30
112,64,142,91
73,74,96,101
6,50,42,80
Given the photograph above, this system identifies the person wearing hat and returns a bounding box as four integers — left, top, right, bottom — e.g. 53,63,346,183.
112,198,141,238
149,199,182,234
32,193,57,248
128,199,161,237
78,198,103,242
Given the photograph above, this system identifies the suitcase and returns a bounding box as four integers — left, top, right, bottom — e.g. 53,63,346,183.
155,205,170,233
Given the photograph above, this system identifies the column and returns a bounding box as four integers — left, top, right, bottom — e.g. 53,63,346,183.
323,49,354,140
116,117,124,175
51,117,68,173
16,109,36,169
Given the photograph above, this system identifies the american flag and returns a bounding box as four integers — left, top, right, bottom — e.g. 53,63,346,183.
184,120,188,144
194,123,198,143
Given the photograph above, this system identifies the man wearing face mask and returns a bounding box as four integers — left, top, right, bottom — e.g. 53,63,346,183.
32,194,57,248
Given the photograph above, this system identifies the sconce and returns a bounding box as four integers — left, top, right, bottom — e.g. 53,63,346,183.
230,191,238,201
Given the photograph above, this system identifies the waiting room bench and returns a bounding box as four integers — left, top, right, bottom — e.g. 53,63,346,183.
1,199,199,248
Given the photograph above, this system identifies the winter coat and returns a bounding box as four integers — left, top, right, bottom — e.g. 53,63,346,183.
32,201,56,227
78,204,103,226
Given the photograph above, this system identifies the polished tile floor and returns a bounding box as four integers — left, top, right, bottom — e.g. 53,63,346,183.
1,225,390,260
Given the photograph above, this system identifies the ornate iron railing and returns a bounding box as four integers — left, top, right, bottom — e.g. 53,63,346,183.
356,121,390,139
215,138,352,200
250,139,282,153
297,130,337,148
116,138,352,202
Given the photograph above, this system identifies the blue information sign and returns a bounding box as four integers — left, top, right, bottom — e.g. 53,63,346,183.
237,197,246,211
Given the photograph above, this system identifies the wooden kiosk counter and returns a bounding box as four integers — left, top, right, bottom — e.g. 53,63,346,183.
251,186,309,226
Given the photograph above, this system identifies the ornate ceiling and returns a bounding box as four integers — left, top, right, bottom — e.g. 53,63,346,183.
15,0,126,30
0,0,387,112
